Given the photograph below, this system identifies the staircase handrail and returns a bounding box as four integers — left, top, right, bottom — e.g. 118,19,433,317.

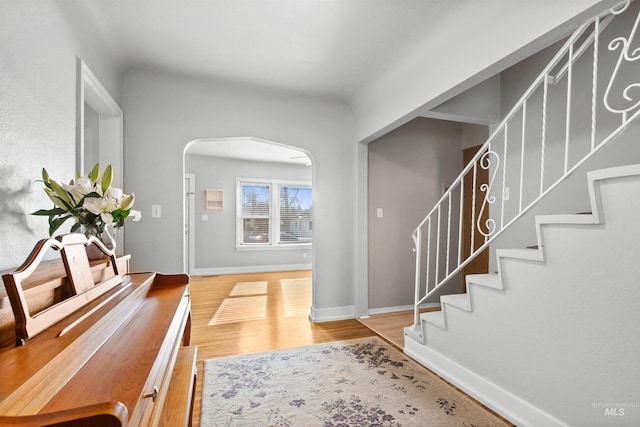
411,0,640,328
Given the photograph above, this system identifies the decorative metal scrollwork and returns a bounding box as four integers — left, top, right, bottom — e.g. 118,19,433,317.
477,149,500,238
604,0,640,117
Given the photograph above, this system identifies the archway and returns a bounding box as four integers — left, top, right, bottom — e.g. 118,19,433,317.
182,137,314,278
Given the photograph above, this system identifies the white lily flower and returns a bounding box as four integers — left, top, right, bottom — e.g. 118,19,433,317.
63,177,95,203
35,164,140,241
105,187,123,204
84,195,118,217
129,209,142,222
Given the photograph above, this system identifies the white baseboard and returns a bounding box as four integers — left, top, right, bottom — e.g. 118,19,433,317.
403,339,569,427
193,263,312,276
309,305,355,323
367,302,440,316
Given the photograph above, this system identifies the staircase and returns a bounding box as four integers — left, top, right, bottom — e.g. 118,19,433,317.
402,1,640,425
405,165,640,426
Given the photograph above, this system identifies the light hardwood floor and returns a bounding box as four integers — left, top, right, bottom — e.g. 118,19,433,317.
189,271,511,426
357,307,441,349
189,271,374,426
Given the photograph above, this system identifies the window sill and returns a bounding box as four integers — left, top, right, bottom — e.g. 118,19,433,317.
236,243,312,251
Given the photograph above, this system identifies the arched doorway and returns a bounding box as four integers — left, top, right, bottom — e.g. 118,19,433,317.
182,137,314,277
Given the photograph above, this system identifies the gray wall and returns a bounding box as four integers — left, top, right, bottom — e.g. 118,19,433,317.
368,118,488,310
123,69,356,315
185,153,312,272
0,0,122,270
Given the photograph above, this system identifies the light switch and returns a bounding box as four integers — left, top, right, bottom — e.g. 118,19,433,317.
151,204,162,218
377,208,383,218
201,215,209,221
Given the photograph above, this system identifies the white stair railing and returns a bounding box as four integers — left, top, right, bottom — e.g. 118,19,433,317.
411,0,640,329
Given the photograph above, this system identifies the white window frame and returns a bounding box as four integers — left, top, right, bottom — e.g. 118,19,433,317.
236,178,312,250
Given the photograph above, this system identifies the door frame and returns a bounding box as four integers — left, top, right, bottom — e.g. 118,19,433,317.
76,58,125,250
184,173,196,274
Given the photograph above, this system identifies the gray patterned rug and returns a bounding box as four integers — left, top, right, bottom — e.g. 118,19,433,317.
200,337,509,426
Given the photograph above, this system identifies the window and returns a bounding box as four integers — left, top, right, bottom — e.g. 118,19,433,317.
240,183,271,244
237,179,312,248
280,184,313,244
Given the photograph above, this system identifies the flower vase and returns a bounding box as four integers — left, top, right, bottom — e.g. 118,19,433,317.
84,226,116,261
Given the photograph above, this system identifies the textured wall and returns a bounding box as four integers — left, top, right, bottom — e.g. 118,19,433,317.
0,1,77,269
0,1,122,270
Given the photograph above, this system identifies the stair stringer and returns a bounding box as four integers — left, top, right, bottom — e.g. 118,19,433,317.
404,164,640,427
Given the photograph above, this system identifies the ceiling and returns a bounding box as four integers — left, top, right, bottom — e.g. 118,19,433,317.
63,0,461,163
187,138,311,165
60,0,456,102
57,0,611,161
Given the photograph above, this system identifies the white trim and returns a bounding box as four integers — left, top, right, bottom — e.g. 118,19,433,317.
368,302,440,316
76,58,125,251
184,173,196,274
309,305,355,323
76,58,123,182
404,339,569,427
354,139,369,318
193,263,312,276
235,243,312,251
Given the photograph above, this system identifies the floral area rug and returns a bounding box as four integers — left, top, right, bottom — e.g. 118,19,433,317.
200,337,509,426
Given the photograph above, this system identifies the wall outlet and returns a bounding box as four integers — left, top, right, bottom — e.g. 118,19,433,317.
201,215,209,221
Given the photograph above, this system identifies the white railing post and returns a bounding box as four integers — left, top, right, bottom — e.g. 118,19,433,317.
501,123,508,229
592,18,600,151
435,205,441,285
471,162,477,253
458,178,464,267
565,43,574,174
446,193,452,276
425,217,431,296
519,100,527,213
413,227,422,326
540,74,549,196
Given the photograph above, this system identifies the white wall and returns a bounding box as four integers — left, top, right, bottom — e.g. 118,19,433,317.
185,153,312,272
123,69,356,315
0,0,122,270
427,75,501,126
352,0,616,144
